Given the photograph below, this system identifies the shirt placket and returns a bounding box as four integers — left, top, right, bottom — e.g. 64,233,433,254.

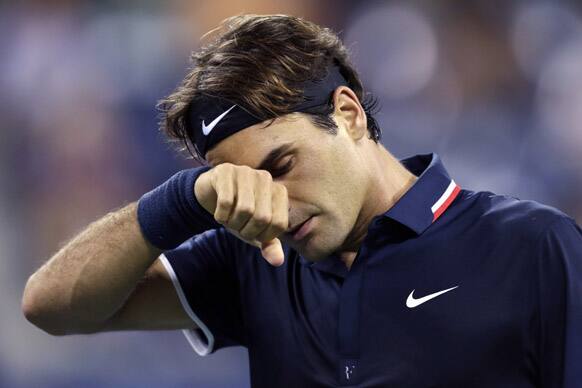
337,243,369,386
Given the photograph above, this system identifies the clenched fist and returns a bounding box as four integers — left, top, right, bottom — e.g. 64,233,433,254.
194,163,289,266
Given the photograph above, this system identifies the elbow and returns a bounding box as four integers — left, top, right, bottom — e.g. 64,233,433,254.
22,302,67,337
22,304,67,336
22,275,68,336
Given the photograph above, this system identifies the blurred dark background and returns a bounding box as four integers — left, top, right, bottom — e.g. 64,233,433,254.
1,0,581,387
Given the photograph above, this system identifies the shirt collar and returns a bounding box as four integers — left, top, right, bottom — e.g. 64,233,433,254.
379,153,460,235
299,153,460,278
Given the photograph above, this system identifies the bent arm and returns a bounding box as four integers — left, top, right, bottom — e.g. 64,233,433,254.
22,202,193,335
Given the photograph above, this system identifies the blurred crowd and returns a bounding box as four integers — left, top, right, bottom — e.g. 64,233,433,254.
1,0,580,387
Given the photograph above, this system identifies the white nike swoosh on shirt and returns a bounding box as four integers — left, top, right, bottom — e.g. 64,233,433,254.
406,286,459,308
202,105,236,136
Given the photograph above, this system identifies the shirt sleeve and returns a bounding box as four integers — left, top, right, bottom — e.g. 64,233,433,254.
537,216,582,388
160,228,251,356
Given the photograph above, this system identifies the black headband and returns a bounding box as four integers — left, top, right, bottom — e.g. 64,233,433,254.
188,65,348,156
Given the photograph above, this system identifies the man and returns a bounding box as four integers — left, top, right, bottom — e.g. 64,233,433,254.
22,14,582,388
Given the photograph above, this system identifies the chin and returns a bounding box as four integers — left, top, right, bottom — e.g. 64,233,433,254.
293,235,341,262
297,249,327,262
282,216,348,261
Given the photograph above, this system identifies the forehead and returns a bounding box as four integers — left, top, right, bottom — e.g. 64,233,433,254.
206,113,311,167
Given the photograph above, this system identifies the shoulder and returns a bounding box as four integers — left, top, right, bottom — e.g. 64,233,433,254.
458,189,574,243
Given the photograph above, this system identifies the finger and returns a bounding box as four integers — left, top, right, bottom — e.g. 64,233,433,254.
213,169,235,224
239,172,272,240
255,183,288,242
260,238,285,266
225,169,255,231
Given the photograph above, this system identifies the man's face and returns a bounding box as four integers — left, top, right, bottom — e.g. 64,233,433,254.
206,113,370,261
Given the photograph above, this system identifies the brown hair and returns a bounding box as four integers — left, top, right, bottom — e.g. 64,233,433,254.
157,14,380,160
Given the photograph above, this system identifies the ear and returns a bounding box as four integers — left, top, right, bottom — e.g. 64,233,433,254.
332,86,368,141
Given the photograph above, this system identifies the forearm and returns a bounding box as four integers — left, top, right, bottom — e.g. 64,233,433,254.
22,202,161,335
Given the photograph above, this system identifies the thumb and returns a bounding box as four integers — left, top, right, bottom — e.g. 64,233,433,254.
260,238,285,267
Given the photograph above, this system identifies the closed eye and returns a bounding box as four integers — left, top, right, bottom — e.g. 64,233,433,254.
270,156,294,178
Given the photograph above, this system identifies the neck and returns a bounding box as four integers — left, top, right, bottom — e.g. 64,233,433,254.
337,147,417,269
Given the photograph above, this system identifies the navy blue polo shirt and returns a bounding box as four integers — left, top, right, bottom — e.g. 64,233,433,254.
160,153,582,388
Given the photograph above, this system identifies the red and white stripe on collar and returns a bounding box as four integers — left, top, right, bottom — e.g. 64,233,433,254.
431,180,461,222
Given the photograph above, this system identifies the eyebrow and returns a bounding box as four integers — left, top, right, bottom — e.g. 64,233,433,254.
256,142,295,171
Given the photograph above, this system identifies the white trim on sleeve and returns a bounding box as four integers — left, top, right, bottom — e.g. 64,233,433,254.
159,253,215,356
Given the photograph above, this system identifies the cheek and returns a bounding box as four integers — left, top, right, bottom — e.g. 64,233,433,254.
286,147,365,213
326,166,368,222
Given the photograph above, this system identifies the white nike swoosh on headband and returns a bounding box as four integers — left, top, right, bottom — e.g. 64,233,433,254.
202,105,236,136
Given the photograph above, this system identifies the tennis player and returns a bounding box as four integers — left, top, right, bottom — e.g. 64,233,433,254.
23,14,582,387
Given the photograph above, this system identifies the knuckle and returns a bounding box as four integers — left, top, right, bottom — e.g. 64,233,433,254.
235,166,253,181
237,203,255,217
215,214,228,224
215,163,230,174
238,165,253,174
268,221,286,236
253,213,271,227
213,164,233,183
214,209,229,224
273,219,288,232
257,169,272,181
217,197,233,210
274,183,287,196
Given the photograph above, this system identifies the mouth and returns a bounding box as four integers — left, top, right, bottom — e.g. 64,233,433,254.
286,217,314,242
